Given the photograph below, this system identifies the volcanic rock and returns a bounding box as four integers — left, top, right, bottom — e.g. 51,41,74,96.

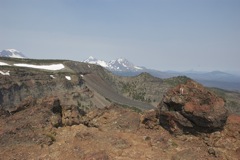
140,109,159,129
62,105,85,126
158,80,228,134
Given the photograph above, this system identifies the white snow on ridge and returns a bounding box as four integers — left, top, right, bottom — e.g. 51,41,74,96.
122,63,127,68
13,63,65,71
0,61,65,70
0,71,10,76
87,60,108,67
84,56,108,67
96,60,108,67
117,58,124,63
50,75,56,79
6,49,19,53
65,76,71,80
134,66,143,70
0,62,10,66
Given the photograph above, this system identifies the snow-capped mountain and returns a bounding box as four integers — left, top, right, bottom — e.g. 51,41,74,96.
83,56,240,91
83,56,143,72
0,49,26,58
83,56,108,68
108,58,144,71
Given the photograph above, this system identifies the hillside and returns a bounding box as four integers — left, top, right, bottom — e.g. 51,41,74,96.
1,57,240,159
1,57,239,114
0,57,155,112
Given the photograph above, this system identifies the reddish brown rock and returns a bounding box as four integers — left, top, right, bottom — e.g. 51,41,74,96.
226,114,240,124
62,105,83,126
158,80,228,134
1,101,239,160
225,114,240,139
140,109,159,129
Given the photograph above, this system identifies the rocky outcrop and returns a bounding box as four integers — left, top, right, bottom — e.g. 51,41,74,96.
40,96,87,127
1,95,240,159
158,80,228,134
140,109,159,129
61,105,86,126
0,66,101,117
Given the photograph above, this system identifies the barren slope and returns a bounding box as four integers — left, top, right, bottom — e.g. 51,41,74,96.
84,73,154,110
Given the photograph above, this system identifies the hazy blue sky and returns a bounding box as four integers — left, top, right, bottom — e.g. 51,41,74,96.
0,0,240,73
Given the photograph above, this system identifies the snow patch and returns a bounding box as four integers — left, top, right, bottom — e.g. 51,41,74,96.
0,71,10,76
65,76,71,80
0,62,10,66
87,60,108,67
84,56,108,67
122,63,127,67
96,60,108,67
50,75,55,79
88,65,91,68
80,74,84,78
13,63,65,71
117,58,124,63
134,66,143,70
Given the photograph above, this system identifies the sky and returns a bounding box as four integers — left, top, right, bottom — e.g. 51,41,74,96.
0,0,240,74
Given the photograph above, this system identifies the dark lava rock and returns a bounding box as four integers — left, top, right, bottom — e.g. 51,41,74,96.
158,80,228,134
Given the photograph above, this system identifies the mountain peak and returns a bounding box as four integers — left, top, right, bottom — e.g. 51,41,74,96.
117,58,127,62
6,49,20,53
83,57,143,72
0,49,27,58
88,56,95,60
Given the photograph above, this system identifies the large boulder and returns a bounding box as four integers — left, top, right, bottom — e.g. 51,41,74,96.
158,80,228,134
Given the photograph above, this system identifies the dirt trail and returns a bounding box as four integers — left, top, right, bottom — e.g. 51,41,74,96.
84,74,155,111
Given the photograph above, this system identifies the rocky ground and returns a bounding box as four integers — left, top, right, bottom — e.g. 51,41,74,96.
0,101,240,160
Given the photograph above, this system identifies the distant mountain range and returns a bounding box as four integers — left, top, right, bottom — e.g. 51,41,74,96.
1,49,239,91
83,56,145,72
0,49,26,58
83,56,240,91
